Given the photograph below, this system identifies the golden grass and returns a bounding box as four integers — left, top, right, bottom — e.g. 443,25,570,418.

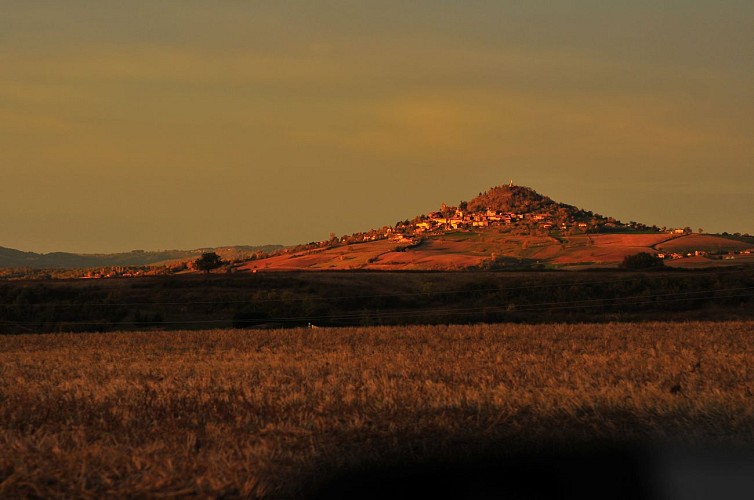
2,322,754,497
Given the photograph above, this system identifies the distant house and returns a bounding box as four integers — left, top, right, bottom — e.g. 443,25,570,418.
391,235,413,243
449,218,465,229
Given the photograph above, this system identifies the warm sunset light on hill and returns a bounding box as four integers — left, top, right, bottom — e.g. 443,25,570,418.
1,2,752,253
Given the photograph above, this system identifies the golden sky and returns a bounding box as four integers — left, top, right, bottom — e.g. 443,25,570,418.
2,2,752,253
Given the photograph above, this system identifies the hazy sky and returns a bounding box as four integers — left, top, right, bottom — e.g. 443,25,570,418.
2,1,752,253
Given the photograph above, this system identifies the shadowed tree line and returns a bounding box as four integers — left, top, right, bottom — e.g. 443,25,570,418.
0,268,752,334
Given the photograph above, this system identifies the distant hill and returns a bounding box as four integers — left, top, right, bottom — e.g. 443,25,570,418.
237,183,753,271
0,245,283,270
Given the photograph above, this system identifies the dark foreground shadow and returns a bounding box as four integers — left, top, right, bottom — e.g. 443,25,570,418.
306,441,754,500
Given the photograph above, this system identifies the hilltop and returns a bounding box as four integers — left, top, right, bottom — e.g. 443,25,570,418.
468,184,575,214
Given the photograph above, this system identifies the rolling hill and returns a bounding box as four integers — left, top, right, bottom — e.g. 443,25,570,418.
0,245,283,270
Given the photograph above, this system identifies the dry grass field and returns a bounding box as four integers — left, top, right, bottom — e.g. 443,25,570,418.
2,322,754,497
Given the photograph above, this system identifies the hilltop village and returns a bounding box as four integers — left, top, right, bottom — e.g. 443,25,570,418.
399,203,640,237
327,184,658,247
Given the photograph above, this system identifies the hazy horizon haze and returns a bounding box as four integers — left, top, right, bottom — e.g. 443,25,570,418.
2,1,752,253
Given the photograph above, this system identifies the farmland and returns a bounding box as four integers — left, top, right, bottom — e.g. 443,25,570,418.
236,230,753,271
2,322,754,498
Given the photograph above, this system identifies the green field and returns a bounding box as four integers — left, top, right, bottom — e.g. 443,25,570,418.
2,322,754,497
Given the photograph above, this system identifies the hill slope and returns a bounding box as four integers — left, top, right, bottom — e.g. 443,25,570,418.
239,184,752,271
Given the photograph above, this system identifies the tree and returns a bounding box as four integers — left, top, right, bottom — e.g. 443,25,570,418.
194,252,224,273
619,252,665,270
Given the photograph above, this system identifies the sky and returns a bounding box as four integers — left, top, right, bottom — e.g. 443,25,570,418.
1,1,752,253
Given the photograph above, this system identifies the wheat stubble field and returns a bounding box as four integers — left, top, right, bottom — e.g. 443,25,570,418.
2,322,754,498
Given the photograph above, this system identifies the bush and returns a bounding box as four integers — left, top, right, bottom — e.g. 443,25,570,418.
619,252,664,270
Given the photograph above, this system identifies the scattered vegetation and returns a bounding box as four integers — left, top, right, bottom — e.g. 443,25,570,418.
1,322,753,497
468,184,570,215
